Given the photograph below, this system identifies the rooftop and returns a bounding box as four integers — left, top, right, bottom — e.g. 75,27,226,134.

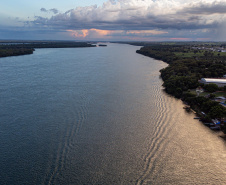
201,78,226,84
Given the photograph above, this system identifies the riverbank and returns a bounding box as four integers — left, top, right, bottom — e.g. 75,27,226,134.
135,42,226,134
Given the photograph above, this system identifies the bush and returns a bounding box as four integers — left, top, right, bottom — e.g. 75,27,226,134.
204,83,219,93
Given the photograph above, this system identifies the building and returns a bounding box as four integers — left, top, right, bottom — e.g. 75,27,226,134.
200,78,226,87
196,86,204,96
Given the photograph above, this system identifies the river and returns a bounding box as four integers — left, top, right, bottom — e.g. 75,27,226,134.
0,43,225,184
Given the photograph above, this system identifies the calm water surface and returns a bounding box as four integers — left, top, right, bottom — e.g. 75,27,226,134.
0,44,225,184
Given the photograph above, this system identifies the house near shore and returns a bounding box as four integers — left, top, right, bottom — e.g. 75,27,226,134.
200,78,226,87
196,86,204,96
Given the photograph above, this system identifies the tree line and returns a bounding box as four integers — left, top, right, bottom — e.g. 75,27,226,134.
0,42,96,58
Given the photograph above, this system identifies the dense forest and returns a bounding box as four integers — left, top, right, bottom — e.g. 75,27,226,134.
0,41,96,58
136,42,226,133
0,47,34,57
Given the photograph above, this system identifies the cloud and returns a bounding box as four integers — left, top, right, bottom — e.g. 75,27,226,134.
50,9,59,14
0,25,72,40
182,1,226,15
35,1,226,30
40,8,48,13
214,21,226,41
67,29,168,39
40,8,59,14
25,0,225,40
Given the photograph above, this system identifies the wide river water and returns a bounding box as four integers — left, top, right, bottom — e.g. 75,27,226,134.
0,43,225,185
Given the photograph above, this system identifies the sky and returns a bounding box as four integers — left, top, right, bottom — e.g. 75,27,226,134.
1,0,226,41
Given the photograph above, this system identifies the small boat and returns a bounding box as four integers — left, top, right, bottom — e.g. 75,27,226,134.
194,117,200,119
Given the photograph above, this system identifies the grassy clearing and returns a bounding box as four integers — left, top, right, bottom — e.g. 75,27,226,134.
214,92,226,97
174,51,226,58
213,52,226,56
188,89,210,97
188,90,226,97
174,52,204,58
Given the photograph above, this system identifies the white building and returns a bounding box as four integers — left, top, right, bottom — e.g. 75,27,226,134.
200,78,226,87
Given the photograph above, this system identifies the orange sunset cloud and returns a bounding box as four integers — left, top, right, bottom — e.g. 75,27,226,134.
67,29,168,39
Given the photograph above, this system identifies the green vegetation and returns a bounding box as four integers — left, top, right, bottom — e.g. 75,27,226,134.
0,41,96,58
136,43,226,96
0,47,34,57
203,84,219,93
189,90,210,97
136,42,226,132
183,94,226,120
174,52,204,58
215,92,226,97
174,51,226,58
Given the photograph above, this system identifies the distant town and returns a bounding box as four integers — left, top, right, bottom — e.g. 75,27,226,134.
192,46,226,53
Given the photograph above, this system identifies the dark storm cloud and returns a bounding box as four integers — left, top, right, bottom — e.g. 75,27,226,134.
183,1,226,15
